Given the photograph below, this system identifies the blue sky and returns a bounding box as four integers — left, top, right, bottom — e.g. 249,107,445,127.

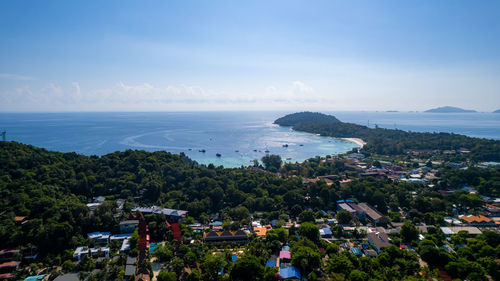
1,0,499,111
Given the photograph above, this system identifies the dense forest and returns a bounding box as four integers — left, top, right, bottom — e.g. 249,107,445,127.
1,135,500,280
274,112,500,161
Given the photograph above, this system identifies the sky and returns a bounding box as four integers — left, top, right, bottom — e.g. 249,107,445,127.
1,0,500,112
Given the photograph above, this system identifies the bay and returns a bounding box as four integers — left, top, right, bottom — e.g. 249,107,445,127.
1,111,499,168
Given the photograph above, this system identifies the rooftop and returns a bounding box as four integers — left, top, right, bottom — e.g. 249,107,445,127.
459,215,492,223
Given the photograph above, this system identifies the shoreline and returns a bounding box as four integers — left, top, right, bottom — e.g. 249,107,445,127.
341,137,366,148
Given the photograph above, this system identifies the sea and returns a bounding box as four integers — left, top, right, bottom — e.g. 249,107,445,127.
1,111,499,168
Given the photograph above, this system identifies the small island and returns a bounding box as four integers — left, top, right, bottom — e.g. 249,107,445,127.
424,106,477,113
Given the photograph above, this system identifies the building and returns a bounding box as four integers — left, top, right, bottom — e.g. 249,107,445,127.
0,261,20,279
459,215,493,226
320,227,333,238
119,220,139,234
279,267,301,280
337,200,367,221
279,250,291,262
0,250,20,261
367,232,391,253
131,206,187,223
440,226,482,236
253,227,267,237
124,256,136,280
204,230,249,244
72,246,110,261
358,203,388,225
87,232,110,246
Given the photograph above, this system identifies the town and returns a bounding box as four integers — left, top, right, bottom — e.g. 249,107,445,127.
2,140,499,281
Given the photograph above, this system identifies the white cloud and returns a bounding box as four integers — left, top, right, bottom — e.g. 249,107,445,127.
0,73,35,81
0,80,339,111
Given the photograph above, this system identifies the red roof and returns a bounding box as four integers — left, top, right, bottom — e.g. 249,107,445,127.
171,223,182,242
0,250,20,255
0,261,20,268
0,273,14,279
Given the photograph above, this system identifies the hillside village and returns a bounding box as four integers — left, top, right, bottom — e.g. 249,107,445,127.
3,144,500,281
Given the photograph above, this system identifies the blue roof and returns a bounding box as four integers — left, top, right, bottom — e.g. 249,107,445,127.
266,259,276,267
281,245,290,251
232,254,238,263
280,267,301,279
24,275,46,281
212,221,223,226
87,231,110,238
322,227,332,235
111,233,132,238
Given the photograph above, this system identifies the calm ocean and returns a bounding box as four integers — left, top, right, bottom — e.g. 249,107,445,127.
1,111,499,167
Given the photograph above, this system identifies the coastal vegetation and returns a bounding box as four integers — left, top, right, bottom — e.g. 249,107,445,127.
274,112,500,161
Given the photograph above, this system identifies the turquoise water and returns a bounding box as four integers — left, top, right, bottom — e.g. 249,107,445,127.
2,111,499,168
0,111,358,168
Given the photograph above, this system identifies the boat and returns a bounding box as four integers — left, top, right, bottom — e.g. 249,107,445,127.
188,148,192,151
235,150,239,152
253,149,257,152
216,153,221,157
299,144,303,146
282,144,288,147
199,149,206,153
286,157,292,160
264,150,270,153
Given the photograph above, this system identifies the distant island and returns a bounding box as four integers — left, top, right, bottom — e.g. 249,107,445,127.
494,109,500,113
424,106,477,113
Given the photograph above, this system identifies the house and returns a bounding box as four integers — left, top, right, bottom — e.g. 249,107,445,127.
14,216,27,225
266,255,278,267
119,220,139,234
87,232,110,246
337,200,367,220
0,261,20,271
0,261,20,279
253,227,267,237
279,250,291,263
0,250,20,261
357,203,388,225
72,246,109,261
459,215,493,226
320,227,333,238
124,256,136,280
131,206,187,223
440,226,482,236
203,230,249,244
364,249,378,257
279,267,301,280
367,232,391,253
338,179,351,187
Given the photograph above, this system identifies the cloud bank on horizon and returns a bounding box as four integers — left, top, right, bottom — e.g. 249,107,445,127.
1,1,499,112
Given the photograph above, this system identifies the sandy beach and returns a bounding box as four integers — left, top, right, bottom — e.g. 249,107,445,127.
341,138,366,148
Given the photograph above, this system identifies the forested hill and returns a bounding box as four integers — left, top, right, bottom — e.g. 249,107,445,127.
274,112,500,161
0,141,294,259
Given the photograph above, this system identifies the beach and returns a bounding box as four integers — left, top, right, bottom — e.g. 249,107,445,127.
341,138,366,148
